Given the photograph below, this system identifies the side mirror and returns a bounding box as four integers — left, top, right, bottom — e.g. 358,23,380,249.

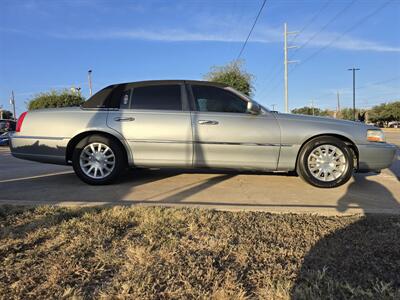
247,101,261,115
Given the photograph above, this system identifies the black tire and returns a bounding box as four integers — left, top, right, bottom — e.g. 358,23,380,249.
72,134,126,185
296,136,354,188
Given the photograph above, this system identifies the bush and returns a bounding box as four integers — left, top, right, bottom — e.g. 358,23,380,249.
204,60,254,96
291,106,331,117
28,90,85,110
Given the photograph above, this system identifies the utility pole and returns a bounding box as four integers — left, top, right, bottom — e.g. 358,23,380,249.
336,91,340,118
88,69,93,97
271,104,277,111
284,23,299,113
348,68,360,121
10,90,16,120
310,99,315,116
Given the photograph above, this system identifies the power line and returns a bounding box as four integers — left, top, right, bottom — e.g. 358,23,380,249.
300,76,399,113
263,68,399,106
289,0,332,44
357,96,400,108
293,0,393,70
291,0,357,56
236,0,267,61
312,76,400,101
257,61,297,98
357,75,400,90
257,0,393,100
256,1,331,98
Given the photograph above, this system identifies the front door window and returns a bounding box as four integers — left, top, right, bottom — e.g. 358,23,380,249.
191,85,247,113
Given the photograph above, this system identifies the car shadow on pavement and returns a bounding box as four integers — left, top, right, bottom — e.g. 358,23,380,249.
0,166,297,205
1,166,398,213
291,174,400,298
0,168,182,203
388,148,400,181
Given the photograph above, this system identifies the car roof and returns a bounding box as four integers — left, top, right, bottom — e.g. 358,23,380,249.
82,80,232,109
113,79,229,89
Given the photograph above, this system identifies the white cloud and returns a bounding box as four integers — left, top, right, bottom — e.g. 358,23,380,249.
49,27,279,44
295,31,400,52
49,25,400,53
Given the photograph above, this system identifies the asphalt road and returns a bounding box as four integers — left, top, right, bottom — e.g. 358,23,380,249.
1,132,399,215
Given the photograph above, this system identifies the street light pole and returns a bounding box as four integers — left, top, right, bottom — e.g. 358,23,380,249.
348,68,360,121
310,99,315,116
10,90,16,120
88,70,93,97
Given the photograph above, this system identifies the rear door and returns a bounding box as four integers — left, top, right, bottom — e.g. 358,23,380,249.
188,84,280,170
107,83,193,167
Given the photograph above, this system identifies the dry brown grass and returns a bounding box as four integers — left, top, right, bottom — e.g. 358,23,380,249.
0,205,399,299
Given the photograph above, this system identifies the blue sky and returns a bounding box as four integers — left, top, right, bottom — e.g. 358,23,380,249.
1,0,399,116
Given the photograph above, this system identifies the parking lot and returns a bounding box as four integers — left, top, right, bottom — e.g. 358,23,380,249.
1,132,399,215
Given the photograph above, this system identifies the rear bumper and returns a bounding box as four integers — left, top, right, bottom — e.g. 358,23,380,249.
10,135,69,165
357,142,397,172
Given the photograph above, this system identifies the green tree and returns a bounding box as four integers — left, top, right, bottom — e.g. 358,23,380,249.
28,89,85,111
368,101,400,125
0,109,13,119
339,108,355,120
338,108,369,121
204,60,254,96
291,106,330,117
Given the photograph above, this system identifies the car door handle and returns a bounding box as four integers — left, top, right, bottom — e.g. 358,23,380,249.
114,117,135,122
198,120,219,125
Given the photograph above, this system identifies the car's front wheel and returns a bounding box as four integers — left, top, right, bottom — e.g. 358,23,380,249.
72,135,126,185
297,136,354,188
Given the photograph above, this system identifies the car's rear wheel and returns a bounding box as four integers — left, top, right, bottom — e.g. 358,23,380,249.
297,136,354,188
72,135,126,185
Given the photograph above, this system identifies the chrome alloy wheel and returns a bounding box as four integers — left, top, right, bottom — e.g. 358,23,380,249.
307,144,347,182
79,143,115,179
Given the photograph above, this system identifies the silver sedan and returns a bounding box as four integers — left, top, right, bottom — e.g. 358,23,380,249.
10,80,396,188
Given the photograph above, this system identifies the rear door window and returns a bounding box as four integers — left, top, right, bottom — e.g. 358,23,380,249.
119,90,132,109
82,86,114,108
130,85,182,111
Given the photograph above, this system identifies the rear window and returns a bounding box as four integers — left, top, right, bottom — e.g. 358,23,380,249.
82,86,114,108
131,85,182,111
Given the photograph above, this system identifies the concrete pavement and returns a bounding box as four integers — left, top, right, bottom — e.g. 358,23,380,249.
0,132,398,215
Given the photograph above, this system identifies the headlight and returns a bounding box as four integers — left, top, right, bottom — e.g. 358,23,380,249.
367,129,385,142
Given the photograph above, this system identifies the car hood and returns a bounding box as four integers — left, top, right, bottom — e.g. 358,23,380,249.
273,112,375,128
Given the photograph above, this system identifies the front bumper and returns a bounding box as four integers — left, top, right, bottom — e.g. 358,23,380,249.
357,142,397,172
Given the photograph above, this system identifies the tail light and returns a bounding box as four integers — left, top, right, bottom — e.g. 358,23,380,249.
16,111,28,132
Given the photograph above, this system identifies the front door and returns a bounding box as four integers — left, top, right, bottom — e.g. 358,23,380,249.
107,83,193,167
189,84,280,170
